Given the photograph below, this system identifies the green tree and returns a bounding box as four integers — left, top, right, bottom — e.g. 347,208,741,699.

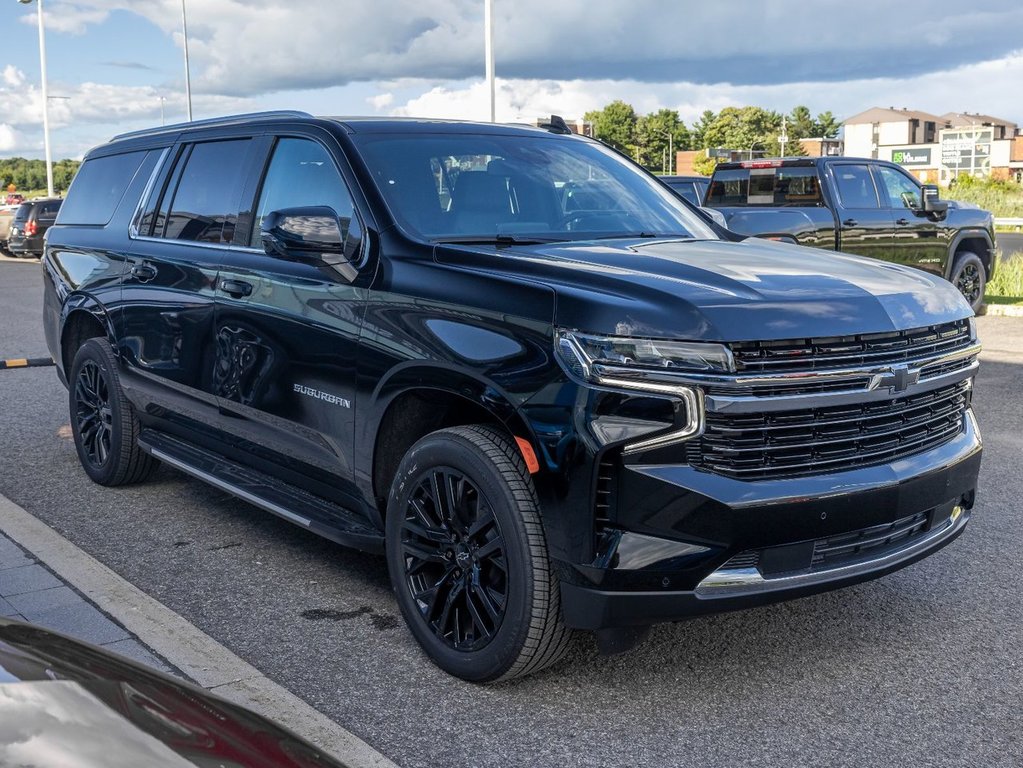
634,109,690,173
584,100,637,153
692,152,720,176
814,111,840,138
703,106,782,157
690,109,716,149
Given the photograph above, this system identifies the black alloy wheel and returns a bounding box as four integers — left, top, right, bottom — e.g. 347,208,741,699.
68,338,157,486
74,360,113,469
386,425,572,682
400,467,508,651
951,251,986,312
955,262,982,305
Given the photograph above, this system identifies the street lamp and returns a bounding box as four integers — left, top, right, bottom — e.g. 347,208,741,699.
749,140,763,160
18,0,54,197
180,0,193,121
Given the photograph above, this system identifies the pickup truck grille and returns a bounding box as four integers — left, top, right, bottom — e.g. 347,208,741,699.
729,319,972,374
686,380,971,480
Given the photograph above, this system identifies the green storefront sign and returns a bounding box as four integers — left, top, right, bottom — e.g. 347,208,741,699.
891,148,932,166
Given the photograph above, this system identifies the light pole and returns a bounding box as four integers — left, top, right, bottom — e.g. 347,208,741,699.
18,0,54,197
657,129,674,175
484,0,495,122
749,140,763,160
181,0,193,121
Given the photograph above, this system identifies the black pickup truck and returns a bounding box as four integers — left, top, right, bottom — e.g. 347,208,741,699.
705,157,996,310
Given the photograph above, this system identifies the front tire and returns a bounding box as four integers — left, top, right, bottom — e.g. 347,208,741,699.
68,338,158,486
950,251,986,312
386,425,571,682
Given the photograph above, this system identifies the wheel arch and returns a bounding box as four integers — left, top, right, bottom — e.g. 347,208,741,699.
946,229,995,280
365,363,540,516
59,297,115,380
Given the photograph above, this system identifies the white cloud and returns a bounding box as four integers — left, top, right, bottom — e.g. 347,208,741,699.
389,51,1023,127
17,4,111,35
2,66,25,88
368,92,394,111
0,124,20,152
32,1,1023,96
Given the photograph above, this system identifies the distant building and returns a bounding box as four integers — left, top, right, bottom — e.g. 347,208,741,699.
842,106,1023,183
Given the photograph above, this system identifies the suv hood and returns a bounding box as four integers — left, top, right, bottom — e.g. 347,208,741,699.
437,236,972,341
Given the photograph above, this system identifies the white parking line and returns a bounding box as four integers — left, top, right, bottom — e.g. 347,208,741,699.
0,491,399,768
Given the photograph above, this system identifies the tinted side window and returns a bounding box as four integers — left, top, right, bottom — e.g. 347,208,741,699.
57,151,147,225
38,201,62,218
161,139,250,243
875,166,921,210
833,164,880,209
251,138,359,251
706,169,748,206
667,181,699,205
13,203,31,223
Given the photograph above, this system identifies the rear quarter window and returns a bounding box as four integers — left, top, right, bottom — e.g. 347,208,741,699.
707,166,823,207
57,151,149,225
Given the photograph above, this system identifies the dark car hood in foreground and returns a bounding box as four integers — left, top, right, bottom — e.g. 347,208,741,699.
437,237,972,341
0,619,350,768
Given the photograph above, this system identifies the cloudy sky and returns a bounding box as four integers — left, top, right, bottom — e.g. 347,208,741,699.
0,0,1021,159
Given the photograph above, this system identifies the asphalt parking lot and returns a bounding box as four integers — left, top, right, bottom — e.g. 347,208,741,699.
1,258,1021,767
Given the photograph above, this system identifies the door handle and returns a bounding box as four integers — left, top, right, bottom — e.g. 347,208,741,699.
896,218,910,226
842,218,857,227
220,278,253,298
130,262,157,281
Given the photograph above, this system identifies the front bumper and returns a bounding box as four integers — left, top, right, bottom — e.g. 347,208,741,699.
559,410,981,630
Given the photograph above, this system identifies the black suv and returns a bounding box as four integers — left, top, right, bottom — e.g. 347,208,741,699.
9,198,62,257
43,112,982,682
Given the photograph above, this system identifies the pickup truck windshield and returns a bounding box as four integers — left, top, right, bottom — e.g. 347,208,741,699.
352,132,718,243
706,166,824,207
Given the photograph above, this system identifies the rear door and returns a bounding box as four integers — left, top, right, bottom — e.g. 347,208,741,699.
872,164,947,274
211,132,369,506
118,136,257,442
828,162,896,262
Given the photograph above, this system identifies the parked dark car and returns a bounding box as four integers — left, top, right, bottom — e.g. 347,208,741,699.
704,157,995,310
8,197,62,258
0,617,355,767
42,112,982,682
660,174,710,206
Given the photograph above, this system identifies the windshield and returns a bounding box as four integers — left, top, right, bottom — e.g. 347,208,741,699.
351,132,718,243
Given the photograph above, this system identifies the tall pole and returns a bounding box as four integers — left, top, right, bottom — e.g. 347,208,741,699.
484,0,495,122
668,130,673,175
181,0,193,121
35,0,54,197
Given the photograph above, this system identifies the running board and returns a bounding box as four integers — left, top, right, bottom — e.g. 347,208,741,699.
137,430,383,554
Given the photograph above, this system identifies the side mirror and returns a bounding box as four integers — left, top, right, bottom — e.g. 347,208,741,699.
260,206,345,261
920,184,949,217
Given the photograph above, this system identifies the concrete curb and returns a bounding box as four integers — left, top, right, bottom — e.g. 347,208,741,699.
0,492,399,768
979,303,1023,318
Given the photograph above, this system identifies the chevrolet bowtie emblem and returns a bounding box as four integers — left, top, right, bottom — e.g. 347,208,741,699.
885,364,920,393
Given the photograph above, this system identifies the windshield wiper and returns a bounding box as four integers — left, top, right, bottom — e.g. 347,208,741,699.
594,232,691,240
432,235,567,247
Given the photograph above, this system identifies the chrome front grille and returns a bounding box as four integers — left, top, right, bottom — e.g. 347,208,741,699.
729,319,972,374
687,380,971,480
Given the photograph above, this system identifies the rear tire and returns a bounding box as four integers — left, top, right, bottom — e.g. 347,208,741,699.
950,251,986,312
68,338,158,486
386,425,572,682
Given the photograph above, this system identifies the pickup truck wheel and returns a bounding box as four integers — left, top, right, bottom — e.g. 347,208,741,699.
69,338,158,486
385,425,572,682
951,251,985,312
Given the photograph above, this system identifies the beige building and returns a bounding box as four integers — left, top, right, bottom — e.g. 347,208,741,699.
842,106,1022,183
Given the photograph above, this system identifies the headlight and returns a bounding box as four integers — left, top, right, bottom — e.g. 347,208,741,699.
556,330,734,381
555,330,723,453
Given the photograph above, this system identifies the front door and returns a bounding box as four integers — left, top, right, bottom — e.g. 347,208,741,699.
873,164,948,275
212,135,369,508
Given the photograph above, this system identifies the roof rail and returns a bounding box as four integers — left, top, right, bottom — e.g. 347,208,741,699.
110,110,314,143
